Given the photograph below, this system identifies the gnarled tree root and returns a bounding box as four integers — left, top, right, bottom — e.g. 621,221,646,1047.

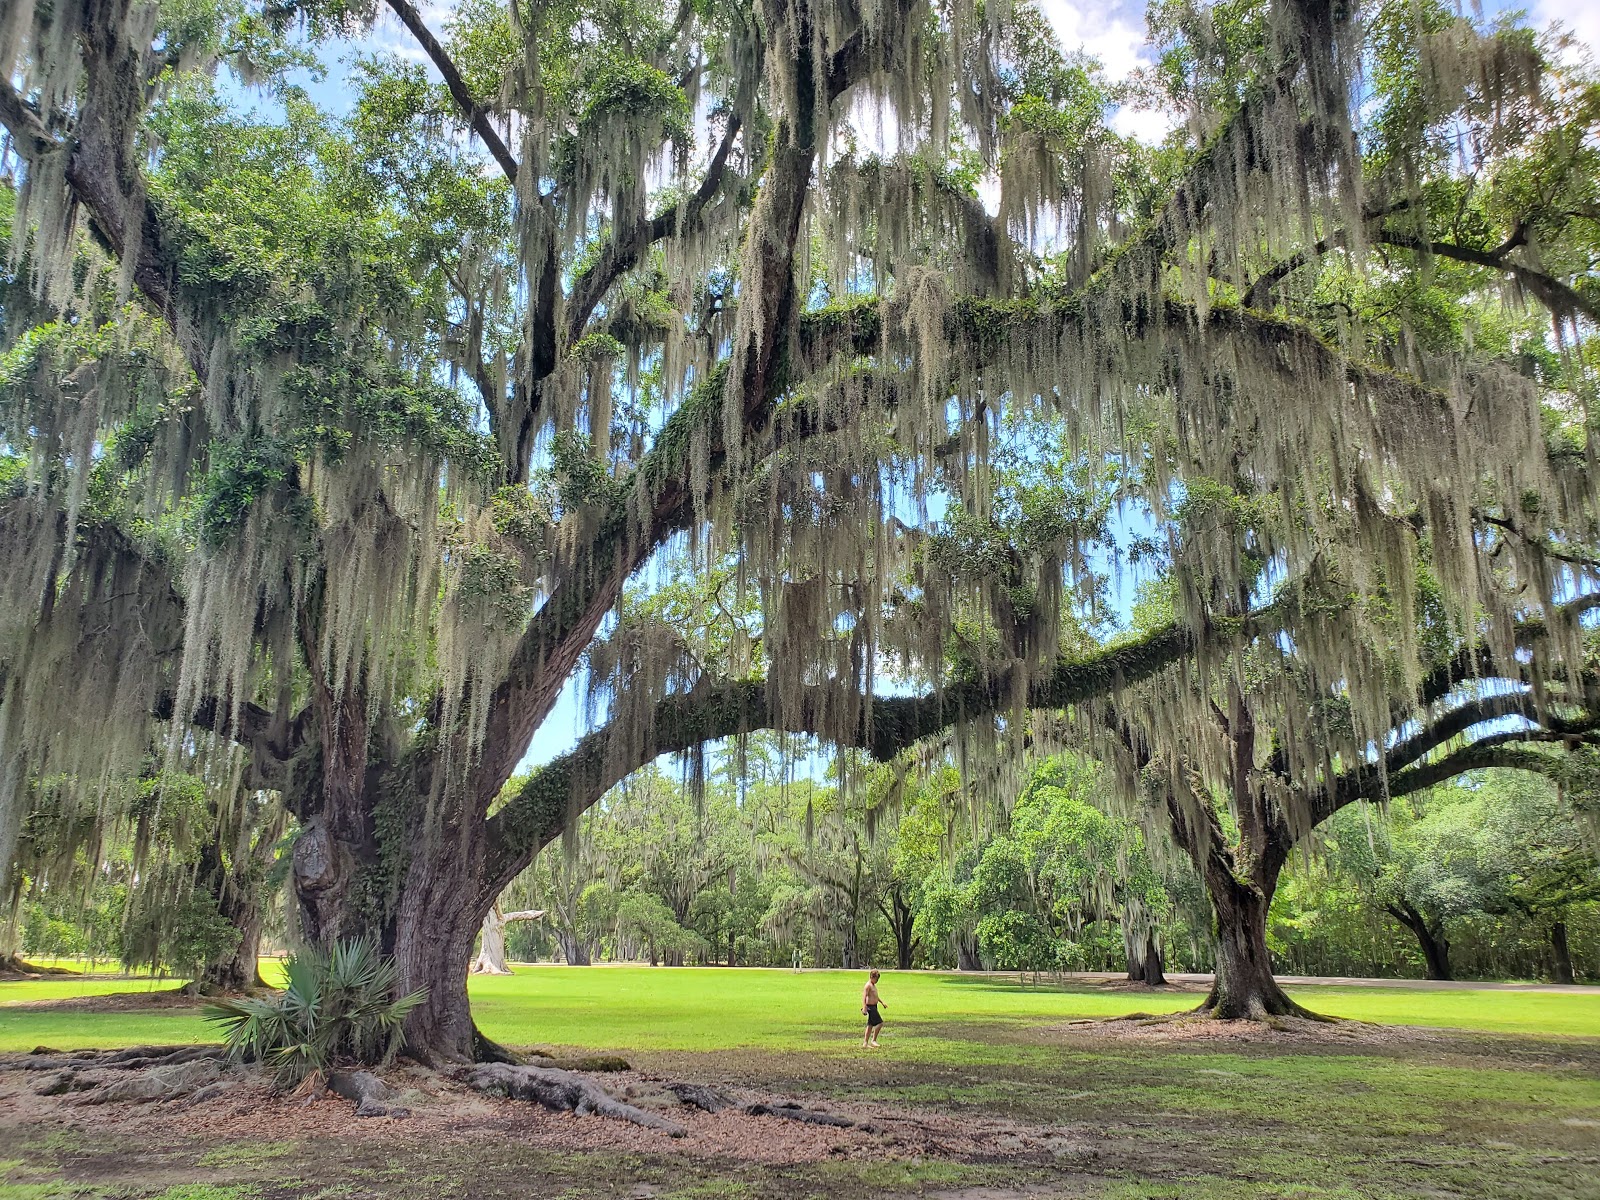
1190,994,1337,1026
22,1044,228,1072
326,1069,410,1118
666,1082,879,1132
68,1058,231,1105
663,1081,735,1112
0,955,75,977
745,1101,874,1130
466,1064,687,1137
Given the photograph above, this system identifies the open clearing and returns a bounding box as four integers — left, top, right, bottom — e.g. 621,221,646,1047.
3,967,1599,1199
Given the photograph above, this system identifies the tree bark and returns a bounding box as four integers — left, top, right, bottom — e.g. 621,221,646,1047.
389,828,488,1063
196,883,266,994
876,885,917,971
557,930,592,966
840,920,859,970
1551,920,1575,985
1169,684,1313,1020
892,894,916,972
194,798,284,994
1198,859,1303,1018
956,933,982,972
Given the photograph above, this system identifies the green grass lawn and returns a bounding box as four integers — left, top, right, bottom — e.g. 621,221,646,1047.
4,966,1599,1199
3,964,1598,1053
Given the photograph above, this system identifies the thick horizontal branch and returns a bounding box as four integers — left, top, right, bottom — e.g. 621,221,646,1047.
1384,735,1590,802
150,693,309,790
1376,230,1600,326
475,270,1475,806
480,612,1251,895
1416,591,1600,707
1244,219,1599,325
1315,696,1600,824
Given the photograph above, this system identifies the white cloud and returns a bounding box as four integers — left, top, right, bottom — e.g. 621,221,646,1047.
1530,0,1600,65
1035,0,1176,144
1111,104,1177,143
1035,0,1149,82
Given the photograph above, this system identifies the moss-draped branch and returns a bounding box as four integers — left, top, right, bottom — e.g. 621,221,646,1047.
480,610,1260,894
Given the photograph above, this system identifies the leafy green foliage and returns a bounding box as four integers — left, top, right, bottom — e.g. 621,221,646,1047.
205,937,424,1086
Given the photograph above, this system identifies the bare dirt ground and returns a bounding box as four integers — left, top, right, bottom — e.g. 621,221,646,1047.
5,989,212,1012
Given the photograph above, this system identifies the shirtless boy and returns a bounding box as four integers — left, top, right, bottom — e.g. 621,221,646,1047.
861,968,885,1048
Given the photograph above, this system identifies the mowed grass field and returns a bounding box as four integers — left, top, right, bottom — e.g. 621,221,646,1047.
3,963,1599,1053
4,965,1600,1199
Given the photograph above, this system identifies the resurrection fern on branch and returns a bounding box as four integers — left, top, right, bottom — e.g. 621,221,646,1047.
205,938,425,1087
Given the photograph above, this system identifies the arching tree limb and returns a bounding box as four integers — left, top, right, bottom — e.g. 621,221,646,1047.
479,609,1266,898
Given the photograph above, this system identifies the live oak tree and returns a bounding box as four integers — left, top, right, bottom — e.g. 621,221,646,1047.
3,0,1598,1059
1089,577,1600,1017
1336,768,1600,983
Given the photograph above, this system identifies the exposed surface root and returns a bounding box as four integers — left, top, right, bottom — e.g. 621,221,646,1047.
68,1058,231,1105
665,1081,880,1132
0,955,75,979
663,1081,736,1112
326,1070,410,1118
1194,990,1333,1024
525,1050,632,1072
745,1101,877,1132
20,1044,234,1107
466,1064,688,1137
470,1024,522,1066
21,1044,227,1072
1,1054,1112,1166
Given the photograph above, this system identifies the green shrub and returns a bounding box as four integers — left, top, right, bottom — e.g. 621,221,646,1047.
205,937,424,1087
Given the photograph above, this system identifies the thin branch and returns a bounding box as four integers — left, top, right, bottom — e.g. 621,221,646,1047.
1375,229,1600,325
1475,510,1600,570
566,113,743,344
382,0,519,184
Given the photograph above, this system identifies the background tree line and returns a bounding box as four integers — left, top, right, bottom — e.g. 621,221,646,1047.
16,744,1592,987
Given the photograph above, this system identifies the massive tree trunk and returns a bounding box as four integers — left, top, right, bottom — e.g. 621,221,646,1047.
956,933,982,972
194,796,284,994
1198,856,1302,1018
286,735,497,1062
1551,920,1575,985
197,881,267,994
879,885,917,972
557,930,592,966
892,897,916,972
1166,684,1313,1020
896,908,921,979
